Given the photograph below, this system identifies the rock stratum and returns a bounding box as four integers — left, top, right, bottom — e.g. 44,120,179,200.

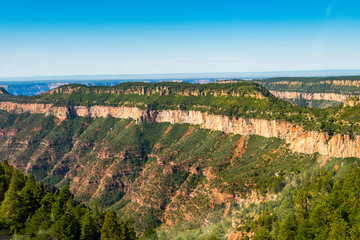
257,76,360,104
269,90,354,103
0,101,359,159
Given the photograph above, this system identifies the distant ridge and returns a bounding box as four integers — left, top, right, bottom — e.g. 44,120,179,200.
0,87,10,95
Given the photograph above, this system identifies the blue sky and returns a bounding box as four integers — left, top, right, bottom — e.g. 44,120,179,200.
0,0,359,77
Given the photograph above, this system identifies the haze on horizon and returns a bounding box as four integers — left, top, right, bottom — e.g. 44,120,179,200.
0,0,359,78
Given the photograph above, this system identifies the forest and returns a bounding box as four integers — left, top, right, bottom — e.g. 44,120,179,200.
238,158,360,240
0,160,147,240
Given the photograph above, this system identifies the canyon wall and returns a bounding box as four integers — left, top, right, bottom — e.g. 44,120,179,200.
269,90,355,103
265,80,360,87
0,101,359,158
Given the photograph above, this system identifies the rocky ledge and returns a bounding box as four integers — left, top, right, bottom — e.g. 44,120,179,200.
270,90,356,103
0,101,359,158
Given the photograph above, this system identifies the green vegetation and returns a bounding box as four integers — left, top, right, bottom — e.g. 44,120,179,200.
257,76,360,109
237,158,360,240
0,160,139,239
0,109,347,238
3,80,360,136
257,76,360,94
3,80,360,239
290,99,342,109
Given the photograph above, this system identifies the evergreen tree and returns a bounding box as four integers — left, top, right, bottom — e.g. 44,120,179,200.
51,185,72,221
295,220,314,240
328,213,350,240
101,210,136,240
50,199,81,240
92,200,105,235
0,160,13,202
25,193,54,238
0,169,24,232
278,214,298,240
80,210,100,240
49,208,80,240
101,210,121,240
140,228,158,240
120,220,137,240
295,189,311,219
18,174,43,226
253,228,272,240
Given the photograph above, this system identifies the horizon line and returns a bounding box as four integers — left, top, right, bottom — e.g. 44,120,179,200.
1,69,360,82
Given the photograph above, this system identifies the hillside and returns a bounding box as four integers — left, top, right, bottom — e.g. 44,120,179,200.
2,82,360,152
257,76,360,108
0,160,137,239
1,82,360,239
0,109,323,238
0,87,10,95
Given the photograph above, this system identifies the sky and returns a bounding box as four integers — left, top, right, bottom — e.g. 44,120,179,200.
0,0,359,78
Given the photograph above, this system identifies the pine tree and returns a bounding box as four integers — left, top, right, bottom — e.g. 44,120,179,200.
0,169,24,232
121,220,137,240
101,210,121,240
295,220,315,240
140,228,158,240
101,210,137,240
49,211,81,240
278,214,298,240
80,210,100,240
49,199,80,240
25,193,54,237
18,174,43,225
92,200,105,234
51,185,72,221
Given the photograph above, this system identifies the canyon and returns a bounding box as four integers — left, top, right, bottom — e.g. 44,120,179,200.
1,101,359,159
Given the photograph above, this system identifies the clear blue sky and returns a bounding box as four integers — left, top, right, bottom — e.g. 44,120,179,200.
0,0,359,77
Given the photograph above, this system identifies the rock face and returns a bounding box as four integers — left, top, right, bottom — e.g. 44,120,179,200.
270,90,354,103
48,84,267,99
0,101,359,158
344,96,360,107
0,102,69,119
331,80,360,87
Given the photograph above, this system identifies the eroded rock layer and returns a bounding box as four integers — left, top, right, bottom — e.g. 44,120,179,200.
270,90,355,103
0,101,359,158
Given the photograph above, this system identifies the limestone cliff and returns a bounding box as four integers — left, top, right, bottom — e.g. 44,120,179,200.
270,90,354,103
263,79,360,87
0,101,359,158
48,84,266,99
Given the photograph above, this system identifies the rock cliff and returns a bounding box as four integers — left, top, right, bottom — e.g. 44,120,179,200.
270,90,354,103
262,79,360,87
0,101,359,158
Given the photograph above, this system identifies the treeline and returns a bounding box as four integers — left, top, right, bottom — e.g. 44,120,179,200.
0,160,149,240
242,162,360,240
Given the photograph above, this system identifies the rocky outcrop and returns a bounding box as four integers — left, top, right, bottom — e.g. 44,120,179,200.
344,96,360,107
264,80,360,87
0,102,68,119
270,90,353,103
0,101,360,158
48,84,266,99
331,80,360,87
